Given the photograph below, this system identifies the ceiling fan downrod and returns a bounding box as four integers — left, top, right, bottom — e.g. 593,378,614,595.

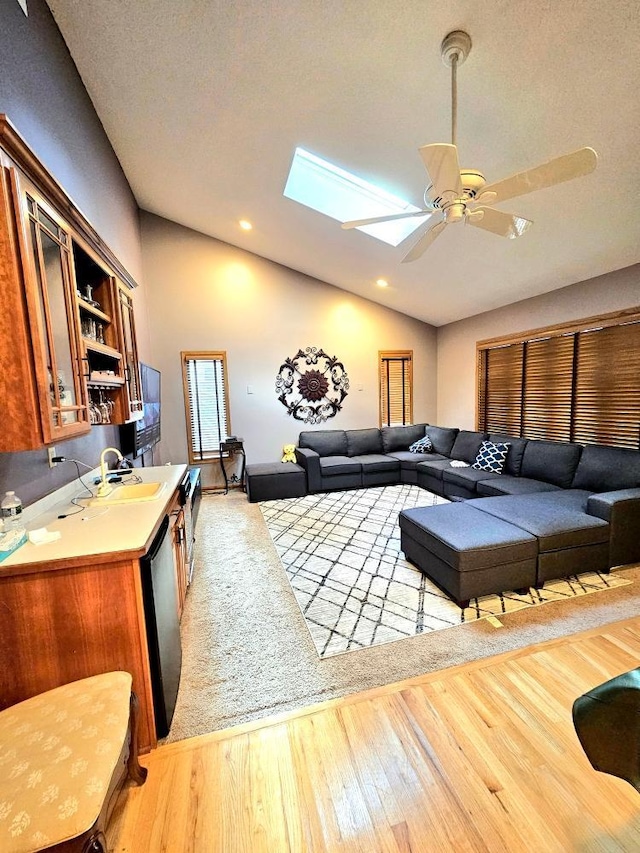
440,30,472,148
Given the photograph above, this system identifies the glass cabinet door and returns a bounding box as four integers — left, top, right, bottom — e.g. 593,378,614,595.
117,282,143,419
23,190,89,441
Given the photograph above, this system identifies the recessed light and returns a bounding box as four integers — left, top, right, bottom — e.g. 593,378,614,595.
239,220,253,231
376,278,389,288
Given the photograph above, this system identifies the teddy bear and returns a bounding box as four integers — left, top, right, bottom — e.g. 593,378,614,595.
281,443,297,463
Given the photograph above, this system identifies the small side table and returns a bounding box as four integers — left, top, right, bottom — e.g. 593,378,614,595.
219,438,246,494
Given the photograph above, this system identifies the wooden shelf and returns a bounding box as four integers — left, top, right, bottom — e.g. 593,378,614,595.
83,339,122,360
76,295,111,323
88,372,125,387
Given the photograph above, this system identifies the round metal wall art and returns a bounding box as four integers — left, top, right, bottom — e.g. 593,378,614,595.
275,347,350,424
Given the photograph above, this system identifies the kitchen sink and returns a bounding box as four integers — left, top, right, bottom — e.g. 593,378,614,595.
90,482,166,505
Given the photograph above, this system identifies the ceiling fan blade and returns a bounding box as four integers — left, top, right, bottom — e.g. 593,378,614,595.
419,143,462,200
401,218,447,263
469,207,532,238
482,147,598,204
473,190,497,206
341,209,432,230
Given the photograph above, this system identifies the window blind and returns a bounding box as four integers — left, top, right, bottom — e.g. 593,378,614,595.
477,312,640,449
572,321,640,447
522,335,575,441
477,343,523,435
182,353,230,461
379,352,412,426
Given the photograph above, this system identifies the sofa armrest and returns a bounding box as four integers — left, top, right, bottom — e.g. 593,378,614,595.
295,447,321,493
588,488,640,567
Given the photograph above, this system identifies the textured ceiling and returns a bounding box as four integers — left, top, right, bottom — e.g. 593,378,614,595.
46,0,640,326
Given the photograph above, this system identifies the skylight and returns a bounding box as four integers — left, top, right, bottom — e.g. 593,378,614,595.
283,147,430,247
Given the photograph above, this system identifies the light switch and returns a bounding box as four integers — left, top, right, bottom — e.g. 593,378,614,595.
247,385,254,394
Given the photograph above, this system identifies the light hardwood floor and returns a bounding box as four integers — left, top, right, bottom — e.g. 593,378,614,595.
109,617,640,851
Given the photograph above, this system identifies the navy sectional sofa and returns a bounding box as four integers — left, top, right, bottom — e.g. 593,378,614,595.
293,423,640,602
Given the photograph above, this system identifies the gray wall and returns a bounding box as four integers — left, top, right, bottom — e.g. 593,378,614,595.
437,264,640,429
0,0,148,505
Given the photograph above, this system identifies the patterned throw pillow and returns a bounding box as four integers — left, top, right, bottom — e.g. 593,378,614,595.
472,440,510,473
409,435,433,454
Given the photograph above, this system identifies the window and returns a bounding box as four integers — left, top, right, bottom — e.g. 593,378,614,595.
283,147,430,247
477,309,640,449
181,351,231,462
379,351,413,426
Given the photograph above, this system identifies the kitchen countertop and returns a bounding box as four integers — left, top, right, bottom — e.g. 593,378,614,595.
1,464,187,571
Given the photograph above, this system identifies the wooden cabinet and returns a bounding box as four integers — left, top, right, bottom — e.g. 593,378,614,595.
0,114,142,451
0,168,91,448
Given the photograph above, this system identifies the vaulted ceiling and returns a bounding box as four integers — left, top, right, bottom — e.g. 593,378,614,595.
46,0,640,325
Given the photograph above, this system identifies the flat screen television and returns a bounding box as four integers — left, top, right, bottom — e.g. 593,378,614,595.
120,363,161,458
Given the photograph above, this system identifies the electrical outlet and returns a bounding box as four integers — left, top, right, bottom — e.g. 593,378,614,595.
48,446,57,468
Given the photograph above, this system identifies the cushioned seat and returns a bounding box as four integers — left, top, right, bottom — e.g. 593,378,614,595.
0,671,146,853
352,453,400,486
417,430,487,496
245,462,307,502
399,503,538,607
467,494,610,584
443,466,502,499
386,451,447,483
477,476,561,496
319,456,361,476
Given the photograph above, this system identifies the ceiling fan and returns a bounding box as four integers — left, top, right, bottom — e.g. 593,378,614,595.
341,30,598,263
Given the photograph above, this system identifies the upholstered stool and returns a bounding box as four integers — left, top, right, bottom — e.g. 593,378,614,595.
399,503,538,607
246,462,307,503
573,668,640,790
0,671,147,853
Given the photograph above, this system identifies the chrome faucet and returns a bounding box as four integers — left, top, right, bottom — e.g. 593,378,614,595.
96,447,123,498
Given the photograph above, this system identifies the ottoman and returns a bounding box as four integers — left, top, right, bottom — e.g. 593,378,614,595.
399,503,538,607
246,462,307,503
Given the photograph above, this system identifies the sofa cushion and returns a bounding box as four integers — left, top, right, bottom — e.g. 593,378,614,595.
353,454,400,474
467,494,610,552
388,450,448,471
450,430,488,463
520,439,582,488
299,430,347,457
572,445,640,492
381,423,428,453
443,466,503,491
472,440,510,474
318,455,361,476
489,434,528,476
346,428,383,457
416,459,457,482
399,504,538,571
477,476,561,497
425,425,459,456
409,435,433,453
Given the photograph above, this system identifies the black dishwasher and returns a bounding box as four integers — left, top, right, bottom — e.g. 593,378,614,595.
140,515,182,738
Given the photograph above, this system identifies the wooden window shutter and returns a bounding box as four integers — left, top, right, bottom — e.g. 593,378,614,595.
478,343,524,435
181,352,231,462
379,351,413,426
572,321,640,448
522,335,575,441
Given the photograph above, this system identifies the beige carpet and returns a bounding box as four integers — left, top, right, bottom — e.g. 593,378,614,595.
167,490,640,743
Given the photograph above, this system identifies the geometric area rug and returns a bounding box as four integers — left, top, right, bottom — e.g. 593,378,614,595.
260,484,631,659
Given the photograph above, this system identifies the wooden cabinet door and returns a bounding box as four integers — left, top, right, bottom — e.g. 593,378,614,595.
115,280,143,421
10,170,90,444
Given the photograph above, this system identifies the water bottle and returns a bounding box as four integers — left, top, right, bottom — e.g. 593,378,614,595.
1,491,24,533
